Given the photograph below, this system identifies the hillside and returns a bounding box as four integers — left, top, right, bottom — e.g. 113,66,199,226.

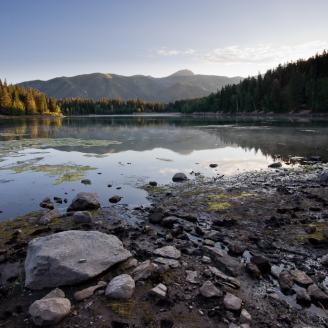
19,70,242,103
167,52,328,113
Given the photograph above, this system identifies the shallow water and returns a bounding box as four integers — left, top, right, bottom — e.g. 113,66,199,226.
0,115,327,220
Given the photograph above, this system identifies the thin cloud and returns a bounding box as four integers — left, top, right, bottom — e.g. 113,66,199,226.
204,41,328,64
156,41,327,65
156,48,195,56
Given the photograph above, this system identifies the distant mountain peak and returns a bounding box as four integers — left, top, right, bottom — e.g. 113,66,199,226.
169,69,194,77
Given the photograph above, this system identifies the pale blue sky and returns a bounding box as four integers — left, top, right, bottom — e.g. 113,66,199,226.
1,0,327,83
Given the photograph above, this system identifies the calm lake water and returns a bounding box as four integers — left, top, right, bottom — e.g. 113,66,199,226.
0,115,327,220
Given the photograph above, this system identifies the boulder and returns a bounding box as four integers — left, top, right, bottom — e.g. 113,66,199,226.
278,271,294,292
25,230,131,289
106,274,135,299
250,256,271,274
172,172,187,182
307,284,328,304
132,260,158,281
223,292,242,311
39,209,61,225
290,269,313,286
81,179,91,185
296,288,311,305
199,280,222,298
29,298,71,326
149,181,158,187
73,211,92,224
153,245,181,259
67,192,100,212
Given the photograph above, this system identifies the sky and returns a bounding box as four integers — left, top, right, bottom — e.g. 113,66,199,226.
1,0,328,83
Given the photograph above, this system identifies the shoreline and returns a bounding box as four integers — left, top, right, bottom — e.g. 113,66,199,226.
1,164,328,327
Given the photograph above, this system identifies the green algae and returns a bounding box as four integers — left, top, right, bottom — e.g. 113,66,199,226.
1,162,96,185
208,201,232,211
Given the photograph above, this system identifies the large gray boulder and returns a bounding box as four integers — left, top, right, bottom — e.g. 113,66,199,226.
67,192,100,212
25,230,131,290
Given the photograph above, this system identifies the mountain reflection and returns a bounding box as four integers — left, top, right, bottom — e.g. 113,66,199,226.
0,116,327,161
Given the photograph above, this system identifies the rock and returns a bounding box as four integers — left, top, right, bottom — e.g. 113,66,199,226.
228,243,246,256
318,171,328,184
296,288,311,305
240,309,252,323
246,263,261,279
223,292,242,311
305,225,316,234
105,274,135,299
29,298,71,326
320,254,328,266
74,281,107,301
39,209,61,225
132,260,158,281
149,181,158,186
40,197,54,210
268,162,282,168
209,266,241,289
202,256,211,264
161,216,178,228
307,284,328,304
149,208,164,224
154,257,180,268
109,195,122,203
67,192,100,212
81,179,91,185
290,269,313,286
186,270,199,284
153,245,181,259
278,271,294,292
25,230,131,289
250,256,271,274
199,280,223,298
209,163,218,168
172,172,187,182
44,288,65,299
150,283,167,298
54,196,62,204
72,211,92,224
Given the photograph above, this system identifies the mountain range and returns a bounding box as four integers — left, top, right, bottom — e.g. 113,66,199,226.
19,70,242,103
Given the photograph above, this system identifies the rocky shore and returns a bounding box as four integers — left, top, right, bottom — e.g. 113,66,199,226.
1,162,328,328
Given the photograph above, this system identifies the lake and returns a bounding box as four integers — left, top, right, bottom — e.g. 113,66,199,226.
0,115,327,220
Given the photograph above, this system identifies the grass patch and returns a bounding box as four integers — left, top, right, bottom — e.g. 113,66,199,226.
208,201,231,211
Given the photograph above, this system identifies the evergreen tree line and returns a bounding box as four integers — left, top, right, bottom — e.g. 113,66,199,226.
59,98,165,115
0,80,61,116
166,51,328,114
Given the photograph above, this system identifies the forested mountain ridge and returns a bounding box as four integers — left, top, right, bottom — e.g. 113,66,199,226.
167,51,328,113
19,70,242,102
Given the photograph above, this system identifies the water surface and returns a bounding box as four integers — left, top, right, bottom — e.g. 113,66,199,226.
0,115,327,220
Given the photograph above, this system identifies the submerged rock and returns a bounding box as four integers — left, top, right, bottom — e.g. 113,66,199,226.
40,197,54,210
109,195,122,203
67,192,100,212
172,172,187,182
25,230,131,289
268,162,282,169
105,274,135,299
